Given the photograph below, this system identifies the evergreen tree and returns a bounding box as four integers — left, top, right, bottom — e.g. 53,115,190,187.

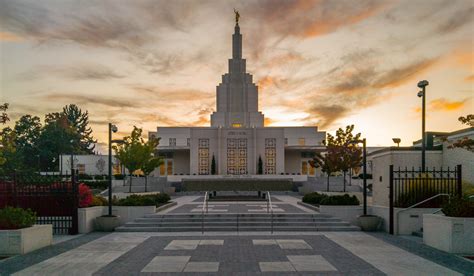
13,115,42,171
211,155,216,175
62,104,96,153
258,155,263,174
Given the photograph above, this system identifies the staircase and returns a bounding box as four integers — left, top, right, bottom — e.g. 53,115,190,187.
116,213,360,232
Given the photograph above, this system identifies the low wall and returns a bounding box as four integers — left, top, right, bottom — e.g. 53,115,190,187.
423,214,474,254
319,205,363,225
370,205,439,234
78,206,106,234
167,174,308,182
0,225,52,255
112,206,156,225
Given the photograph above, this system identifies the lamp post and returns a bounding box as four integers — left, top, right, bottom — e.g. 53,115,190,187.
392,138,401,147
417,80,429,172
351,138,367,215
108,123,118,216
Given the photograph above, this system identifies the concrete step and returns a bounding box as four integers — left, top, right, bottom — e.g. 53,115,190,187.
116,225,360,232
123,221,351,227
134,218,342,223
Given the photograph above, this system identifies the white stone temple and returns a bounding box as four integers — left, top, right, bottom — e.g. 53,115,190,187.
149,19,326,178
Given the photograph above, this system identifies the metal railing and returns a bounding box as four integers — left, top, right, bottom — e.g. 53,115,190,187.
201,191,208,234
267,191,273,234
396,193,451,235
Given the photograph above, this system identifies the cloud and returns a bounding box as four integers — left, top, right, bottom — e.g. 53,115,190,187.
131,85,213,102
372,58,439,88
306,104,350,128
264,117,276,126
18,64,124,81
429,98,469,111
0,31,23,41
42,93,142,108
465,75,474,82
437,6,474,34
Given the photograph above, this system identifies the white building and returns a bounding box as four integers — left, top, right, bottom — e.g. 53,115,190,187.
149,21,326,178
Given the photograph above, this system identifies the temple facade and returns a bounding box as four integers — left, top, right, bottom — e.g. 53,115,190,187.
149,21,326,177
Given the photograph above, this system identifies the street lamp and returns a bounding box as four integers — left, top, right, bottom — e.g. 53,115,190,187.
392,138,401,147
108,123,118,216
417,80,429,172
351,138,367,215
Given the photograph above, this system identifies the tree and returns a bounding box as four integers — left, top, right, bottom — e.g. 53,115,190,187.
211,154,216,175
62,104,96,153
309,151,338,191
326,125,362,192
141,136,163,192
0,127,19,171
0,103,9,124
257,155,263,174
448,114,474,152
13,115,42,171
114,127,147,193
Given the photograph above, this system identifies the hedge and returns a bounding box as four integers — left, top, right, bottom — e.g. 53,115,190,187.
183,179,292,191
303,192,360,206
0,207,37,230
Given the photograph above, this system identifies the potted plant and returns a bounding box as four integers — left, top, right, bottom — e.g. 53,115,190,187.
357,215,381,231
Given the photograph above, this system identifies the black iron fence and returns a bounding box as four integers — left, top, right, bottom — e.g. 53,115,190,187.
389,165,462,234
0,171,79,235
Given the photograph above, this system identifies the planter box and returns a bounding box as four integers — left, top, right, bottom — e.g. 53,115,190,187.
423,214,474,254
78,206,106,234
319,205,363,225
0,225,52,256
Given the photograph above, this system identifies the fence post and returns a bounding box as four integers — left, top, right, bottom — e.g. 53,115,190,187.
456,165,462,199
12,170,18,208
389,165,394,235
70,167,79,235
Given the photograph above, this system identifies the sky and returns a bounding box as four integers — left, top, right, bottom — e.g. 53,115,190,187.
0,0,473,153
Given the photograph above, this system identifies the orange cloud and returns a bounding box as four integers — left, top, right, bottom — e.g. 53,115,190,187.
465,75,474,82
264,117,276,126
0,31,22,41
429,98,468,111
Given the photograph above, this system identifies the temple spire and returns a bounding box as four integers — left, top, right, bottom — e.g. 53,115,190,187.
232,10,242,59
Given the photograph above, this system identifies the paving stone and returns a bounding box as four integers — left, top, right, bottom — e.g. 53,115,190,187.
164,240,200,250
259,261,295,272
252,239,278,245
287,255,337,272
200,239,224,245
141,256,190,272
183,261,219,272
277,239,312,250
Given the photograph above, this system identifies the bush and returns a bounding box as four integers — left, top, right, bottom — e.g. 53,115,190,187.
115,194,170,207
114,174,125,180
78,174,93,180
442,197,474,217
79,183,93,208
90,195,108,206
81,180,108,190
319,194,360,206
94,175,107,180
302,192,328,205
0,206,37,230
183,179,292,191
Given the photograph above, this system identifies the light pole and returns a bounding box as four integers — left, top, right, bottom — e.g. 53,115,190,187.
392,138,401,147
108,123,118,216
417,80,429,172
351,138,367,215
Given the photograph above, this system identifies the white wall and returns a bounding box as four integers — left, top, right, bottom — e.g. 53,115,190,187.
442,142,474,184
60,155,125,175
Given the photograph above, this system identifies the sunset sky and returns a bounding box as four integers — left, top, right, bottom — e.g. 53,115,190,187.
1,0,473,153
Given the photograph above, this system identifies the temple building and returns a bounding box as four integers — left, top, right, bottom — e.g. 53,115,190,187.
149,18,326,178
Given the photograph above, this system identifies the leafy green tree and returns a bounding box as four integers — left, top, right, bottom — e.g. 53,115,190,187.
257,155,263,174
13,115,42,171
448,114,474,152
114,127,147,193
140,136,163,192
309,151,338,191
326,125,362,192
0,127,19,172
0,103,8,124
211,154,216,175
62,104,96,153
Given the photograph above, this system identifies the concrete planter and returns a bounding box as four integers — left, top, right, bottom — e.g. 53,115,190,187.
94,215,121,232
357,215,381,231
0,225,52,256
78,206,105,234
319,205,363,225
423,214,474,254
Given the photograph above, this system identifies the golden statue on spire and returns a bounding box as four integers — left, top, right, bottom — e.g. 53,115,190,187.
234,8,240,24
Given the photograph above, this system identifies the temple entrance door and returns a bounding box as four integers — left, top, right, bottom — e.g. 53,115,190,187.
301,161,308,175
309,165,315,176
167,160,173,175
159,163,166,176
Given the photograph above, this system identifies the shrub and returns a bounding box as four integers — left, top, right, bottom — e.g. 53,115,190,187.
302,193,328,205
114,174,125,180
79,183,93,208
81,180,108,190
78,174,93,180
0,206,37,230
90,195,108,207
319,194,360,206
115,194,170,206
442,197,474,217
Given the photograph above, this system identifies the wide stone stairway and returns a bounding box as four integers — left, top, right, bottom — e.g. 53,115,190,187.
116,213,360,232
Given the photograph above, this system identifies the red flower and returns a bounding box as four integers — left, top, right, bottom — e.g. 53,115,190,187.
78,183,93,208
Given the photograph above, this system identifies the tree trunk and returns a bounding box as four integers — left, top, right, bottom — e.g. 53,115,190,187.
349,169,352,186
129,173,133,193
327,173,330,192
343,171,346,192
145,175,148,193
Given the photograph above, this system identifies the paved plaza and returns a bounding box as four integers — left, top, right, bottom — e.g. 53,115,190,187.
1,196,473,275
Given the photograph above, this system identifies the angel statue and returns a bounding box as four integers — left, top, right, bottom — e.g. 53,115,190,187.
234,9,240,24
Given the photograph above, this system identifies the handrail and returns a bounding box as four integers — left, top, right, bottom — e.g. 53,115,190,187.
396,193,451,235
201,191,208,234
267,191,273,234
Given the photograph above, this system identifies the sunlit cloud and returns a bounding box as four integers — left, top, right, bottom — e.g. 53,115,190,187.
429,98,469,111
